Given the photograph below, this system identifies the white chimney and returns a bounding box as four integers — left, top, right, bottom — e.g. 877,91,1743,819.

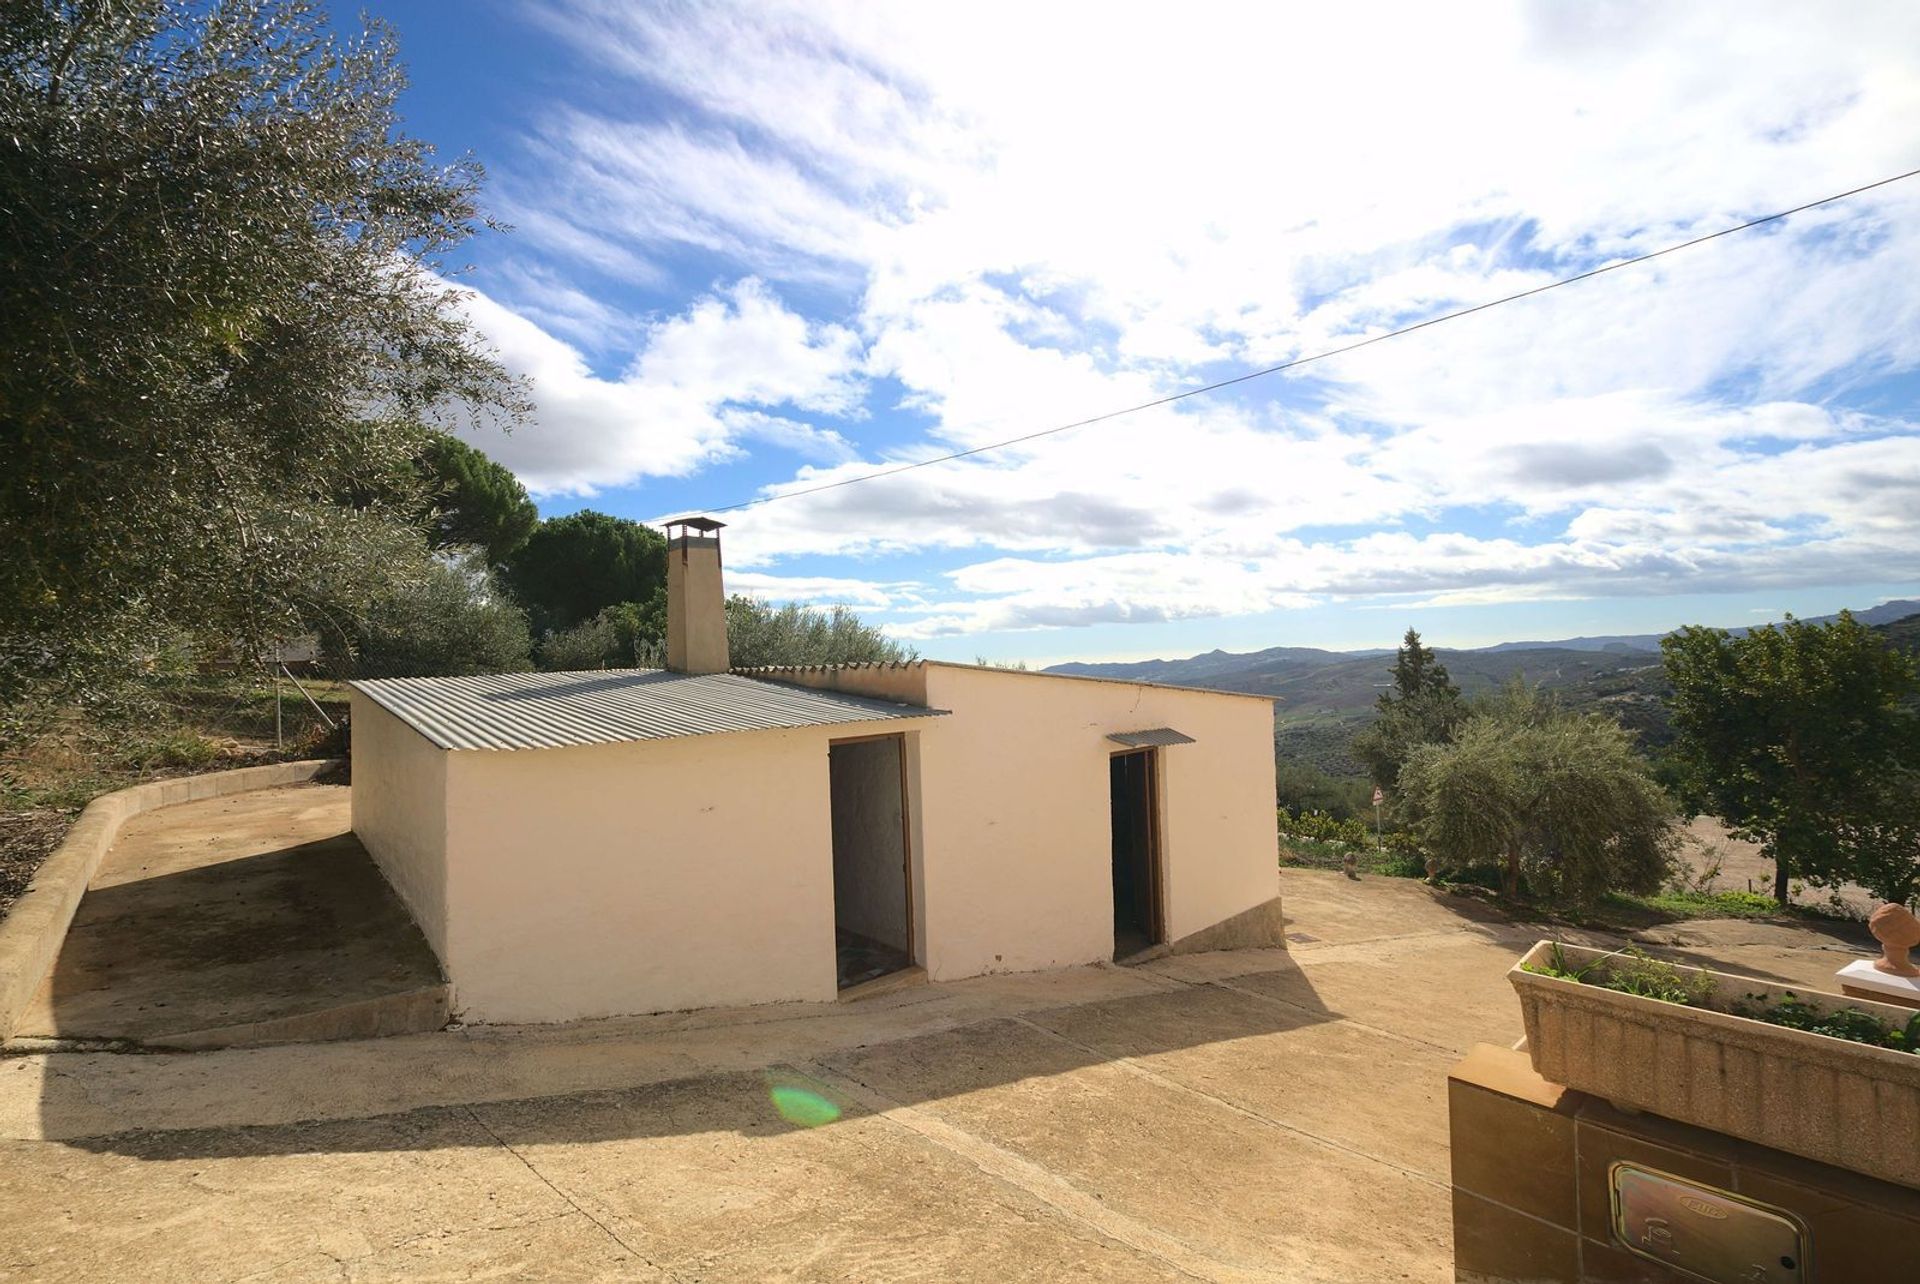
665,516,730,674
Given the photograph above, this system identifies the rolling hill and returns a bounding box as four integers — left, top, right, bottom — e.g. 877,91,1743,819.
1045,602,1920,776
1057,641,1665,775
1476,598,1920,654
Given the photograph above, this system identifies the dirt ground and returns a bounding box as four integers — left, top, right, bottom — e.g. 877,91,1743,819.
0,676,350,924
1676,816,1878,916
0,851,1880,1281
0,809,70,919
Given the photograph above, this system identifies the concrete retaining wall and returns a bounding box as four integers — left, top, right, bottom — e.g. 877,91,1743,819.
0,759,344,1042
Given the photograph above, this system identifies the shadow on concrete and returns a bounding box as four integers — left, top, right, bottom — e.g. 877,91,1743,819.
18,834,444,1046
39,956,1344,1160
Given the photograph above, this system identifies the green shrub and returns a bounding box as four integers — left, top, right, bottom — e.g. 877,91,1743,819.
1525,944,1714,1006
536,599,663,671
1600,887,1854,924
1661,889,1779,916
1439,862,1507,893
1732,993,1920,1054
540,611,625,671
1278,807,1444,881
1278,809,1370,846
115,730,220,772
330,554,533,678
1379,849,1431,879
1275,759,1373,821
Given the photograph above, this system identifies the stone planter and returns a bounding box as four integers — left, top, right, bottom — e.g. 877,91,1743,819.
1509,939,1920,1189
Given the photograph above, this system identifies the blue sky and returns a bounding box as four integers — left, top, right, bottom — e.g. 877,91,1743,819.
366,1,1920,664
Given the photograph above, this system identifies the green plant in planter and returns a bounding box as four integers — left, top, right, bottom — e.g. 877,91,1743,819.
1527,941,1595,982
1524,945,1920,1055
1524,944,1715,1006
1598,951,1716,1006
1731,993,1920,1054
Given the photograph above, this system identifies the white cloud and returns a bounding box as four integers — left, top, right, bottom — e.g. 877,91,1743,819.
457,278,866,496
719,410,859,466
725,571,921,609
481,260,643,353
457,0,1920,636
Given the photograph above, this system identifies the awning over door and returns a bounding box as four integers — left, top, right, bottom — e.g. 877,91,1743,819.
1106,727,1196,748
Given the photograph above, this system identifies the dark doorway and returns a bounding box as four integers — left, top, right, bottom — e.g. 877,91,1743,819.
1109,749,1163,960
829,734,913,989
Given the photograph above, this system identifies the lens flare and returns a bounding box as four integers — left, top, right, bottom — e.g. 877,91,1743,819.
768,1082,841,1128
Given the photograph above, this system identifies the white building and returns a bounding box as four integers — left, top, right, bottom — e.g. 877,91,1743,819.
350,518,1281,1024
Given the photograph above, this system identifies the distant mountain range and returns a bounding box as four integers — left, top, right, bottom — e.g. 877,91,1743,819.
1473,599,1920,654
1048,599,1920,680
1045,599,1920,776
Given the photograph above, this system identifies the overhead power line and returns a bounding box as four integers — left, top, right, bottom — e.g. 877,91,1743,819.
708,164,1920,516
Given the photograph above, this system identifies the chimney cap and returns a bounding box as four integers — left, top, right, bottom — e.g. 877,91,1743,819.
665,515,727,533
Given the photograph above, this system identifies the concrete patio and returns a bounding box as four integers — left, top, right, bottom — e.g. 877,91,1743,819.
0,819,1880,1282
11,785,446,1050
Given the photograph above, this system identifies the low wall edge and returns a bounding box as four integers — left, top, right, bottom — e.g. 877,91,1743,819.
0,758,344,1041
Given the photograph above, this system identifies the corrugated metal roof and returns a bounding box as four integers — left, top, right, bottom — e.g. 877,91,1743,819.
1106,728,1197,748
351,670,945,752
747,659,1277,702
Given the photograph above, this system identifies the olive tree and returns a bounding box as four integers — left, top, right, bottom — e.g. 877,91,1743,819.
1399,687,1677,906
327,553,532,678
724,598,916,670
537,599,660,671
1,1,524,725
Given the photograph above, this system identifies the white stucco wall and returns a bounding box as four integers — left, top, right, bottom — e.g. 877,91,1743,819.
348,693,452,969
439,722,926,1024
354,662,1276,1025
907,664,1278,980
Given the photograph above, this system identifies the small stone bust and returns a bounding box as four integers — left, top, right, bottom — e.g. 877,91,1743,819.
1868,903,1920,977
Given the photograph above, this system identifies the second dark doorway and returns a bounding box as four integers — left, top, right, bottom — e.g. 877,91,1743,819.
1109,749,1162,960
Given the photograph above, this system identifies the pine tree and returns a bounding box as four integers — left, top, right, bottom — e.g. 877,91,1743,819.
1353,628,1464,790
1382,627,1457,709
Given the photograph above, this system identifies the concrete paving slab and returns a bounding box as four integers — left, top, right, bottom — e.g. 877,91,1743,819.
1227,937,1532,1057
472,1069,1194,1283
1274,868,1878,998
4,960,1203,1144
823,1017,1452,1282
1272,869,1516,948
12,786,445,1047
1628,916,1879,989
0,1109,646,1283
1023,981,1460,1181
